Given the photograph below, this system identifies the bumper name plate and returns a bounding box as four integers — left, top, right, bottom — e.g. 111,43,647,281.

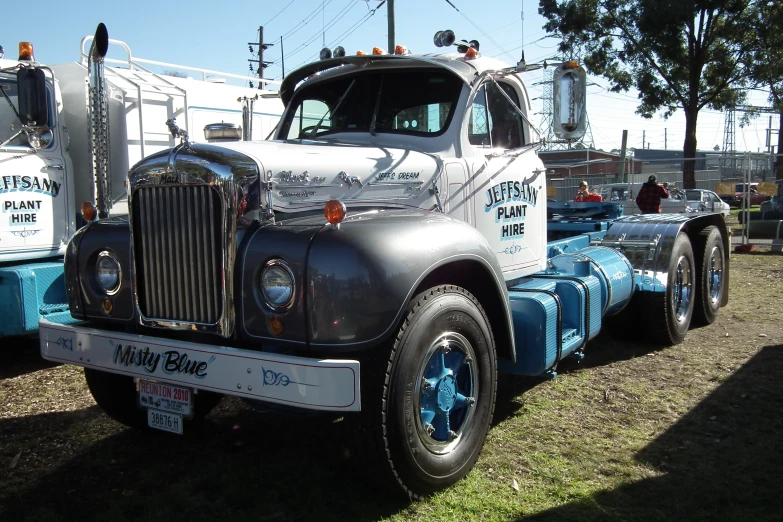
40,319,360,411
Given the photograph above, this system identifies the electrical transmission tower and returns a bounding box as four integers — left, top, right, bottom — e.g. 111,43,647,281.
721,108,736,175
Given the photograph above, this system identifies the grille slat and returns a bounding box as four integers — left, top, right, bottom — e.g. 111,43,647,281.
133,185,222,324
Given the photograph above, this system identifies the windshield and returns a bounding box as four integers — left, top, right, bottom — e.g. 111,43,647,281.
279,68,463,140
0,74,26,147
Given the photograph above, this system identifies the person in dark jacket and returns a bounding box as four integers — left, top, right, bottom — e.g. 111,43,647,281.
635,175,670,213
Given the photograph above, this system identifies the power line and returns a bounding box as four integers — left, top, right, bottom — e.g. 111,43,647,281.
441,0,516,62
286,1,385,74
280,0,335,42
263,0,296,26
280,0,357,63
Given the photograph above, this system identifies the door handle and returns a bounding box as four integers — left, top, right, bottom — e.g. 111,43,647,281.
41,164,64,171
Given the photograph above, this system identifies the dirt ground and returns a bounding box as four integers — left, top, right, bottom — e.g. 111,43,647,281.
0,248,781,521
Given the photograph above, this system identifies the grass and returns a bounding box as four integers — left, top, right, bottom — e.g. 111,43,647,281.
1,252,782,521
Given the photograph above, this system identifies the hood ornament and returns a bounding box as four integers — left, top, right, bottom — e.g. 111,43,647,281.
166,118,190,148
339,171,363,188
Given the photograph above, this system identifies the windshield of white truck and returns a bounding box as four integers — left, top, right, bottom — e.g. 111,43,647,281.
0,74,27,147
280,69,463,140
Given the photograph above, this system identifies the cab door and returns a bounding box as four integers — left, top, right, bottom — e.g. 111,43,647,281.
464,80,546,280
0,71,71,259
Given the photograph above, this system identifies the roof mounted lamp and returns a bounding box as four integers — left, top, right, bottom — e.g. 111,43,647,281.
433,30,480,59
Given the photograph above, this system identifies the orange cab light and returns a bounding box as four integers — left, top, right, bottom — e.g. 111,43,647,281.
18,42,34,61
324,199,347,225
394,45,408,55
102,298,114,315
356,50,368,56
268,315,284,336
372,47,385,56
464,47,478,60
564,60,579,69
81,201,97,222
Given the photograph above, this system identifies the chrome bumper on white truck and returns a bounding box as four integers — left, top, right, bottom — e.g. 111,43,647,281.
39,318,361,412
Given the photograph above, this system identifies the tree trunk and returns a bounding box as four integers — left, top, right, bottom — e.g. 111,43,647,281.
777,111,783,181
682,106,698,189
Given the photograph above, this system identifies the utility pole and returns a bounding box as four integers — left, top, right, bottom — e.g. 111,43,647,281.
665,128,667,150
248,26,273,89
387,0,395,52
642,130,645,150
618,130,629,183
280,36,285,78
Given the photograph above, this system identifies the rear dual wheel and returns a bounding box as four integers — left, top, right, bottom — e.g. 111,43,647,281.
691,226,725,326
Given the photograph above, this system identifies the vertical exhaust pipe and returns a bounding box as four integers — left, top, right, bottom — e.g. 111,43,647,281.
88,23,111,218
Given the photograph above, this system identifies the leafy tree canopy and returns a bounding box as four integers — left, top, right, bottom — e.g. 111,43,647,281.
538,0,757,186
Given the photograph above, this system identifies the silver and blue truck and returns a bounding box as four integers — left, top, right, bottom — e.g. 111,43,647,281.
37,28,728,498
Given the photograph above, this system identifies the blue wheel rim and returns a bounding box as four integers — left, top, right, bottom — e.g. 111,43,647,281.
673,254,693,322
414,332,478,455
707,245,723,304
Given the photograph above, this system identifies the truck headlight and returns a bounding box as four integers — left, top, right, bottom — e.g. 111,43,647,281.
260,260,294,311
95,251,121,294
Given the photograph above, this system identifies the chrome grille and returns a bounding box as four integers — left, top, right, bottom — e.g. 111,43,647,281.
133,185,223,324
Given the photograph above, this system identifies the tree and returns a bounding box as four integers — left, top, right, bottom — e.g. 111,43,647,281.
539,0,753,188
746,1,783,179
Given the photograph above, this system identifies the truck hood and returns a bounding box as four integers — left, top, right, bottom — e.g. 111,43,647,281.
213,140,441,212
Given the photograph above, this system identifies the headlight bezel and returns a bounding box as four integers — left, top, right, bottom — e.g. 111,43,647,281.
94,250,121,295
260,259,295,312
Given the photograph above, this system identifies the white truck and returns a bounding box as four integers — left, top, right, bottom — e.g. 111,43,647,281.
0,25,283,337
39,28,729,498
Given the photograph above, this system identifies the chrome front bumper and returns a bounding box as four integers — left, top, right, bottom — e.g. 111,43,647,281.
39,318,360,412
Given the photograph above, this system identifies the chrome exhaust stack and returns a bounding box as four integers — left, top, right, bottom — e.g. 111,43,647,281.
88,23,111,218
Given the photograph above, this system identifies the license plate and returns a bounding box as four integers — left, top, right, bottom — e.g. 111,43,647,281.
147,409,183,435
138,380,192,416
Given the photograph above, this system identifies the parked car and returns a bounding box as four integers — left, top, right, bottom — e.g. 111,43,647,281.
683,189,731,218
720,183,770,208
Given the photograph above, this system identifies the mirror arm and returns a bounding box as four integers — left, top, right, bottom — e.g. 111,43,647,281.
0,129,28,150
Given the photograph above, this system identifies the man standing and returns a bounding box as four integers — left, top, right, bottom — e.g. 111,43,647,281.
635,175,670,213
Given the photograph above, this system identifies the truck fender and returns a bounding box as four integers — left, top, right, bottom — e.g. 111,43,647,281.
304,209,516,361
599,213,729,306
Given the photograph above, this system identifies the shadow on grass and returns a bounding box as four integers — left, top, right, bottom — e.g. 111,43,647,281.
0,400,409,522
517,344,783,522
0,336,60,380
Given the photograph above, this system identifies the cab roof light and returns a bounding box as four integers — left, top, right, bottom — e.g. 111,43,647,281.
394,45,410,55
564,60,579,69
356,50,368,56
18,42,34,61
464,47,478,60
372,47,386,56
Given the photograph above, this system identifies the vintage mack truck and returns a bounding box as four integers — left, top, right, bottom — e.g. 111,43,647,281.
38,27,728,498
0,25,282,338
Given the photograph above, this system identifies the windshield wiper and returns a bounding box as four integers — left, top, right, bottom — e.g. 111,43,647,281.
306,78,356,138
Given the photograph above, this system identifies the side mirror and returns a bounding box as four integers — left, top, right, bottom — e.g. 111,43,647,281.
552,63,586,141
16,68,50,127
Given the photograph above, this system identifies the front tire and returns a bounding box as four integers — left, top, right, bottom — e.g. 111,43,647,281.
357,285,497,498
84,368,223,431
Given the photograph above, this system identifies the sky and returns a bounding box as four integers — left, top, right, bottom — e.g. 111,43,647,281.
2,0,776,155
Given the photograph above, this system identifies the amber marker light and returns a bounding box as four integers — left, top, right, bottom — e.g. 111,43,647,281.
564,60,579,69
81,201,97,222
372,47,385,55
101,298,113,315
394,45,408,55
18,42,34,61
464,47,478,60
268,315,284,336
324,199,347,225
356,50,367,56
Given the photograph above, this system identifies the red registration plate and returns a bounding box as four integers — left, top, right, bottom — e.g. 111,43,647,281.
138,380,193,416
